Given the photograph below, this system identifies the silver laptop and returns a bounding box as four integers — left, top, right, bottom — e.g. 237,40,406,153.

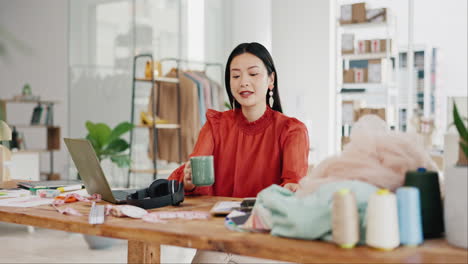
64,138,135,204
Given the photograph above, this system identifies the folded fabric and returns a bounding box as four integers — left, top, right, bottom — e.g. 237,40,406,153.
247,185,294,231
253,181,377,242
297,115,437,197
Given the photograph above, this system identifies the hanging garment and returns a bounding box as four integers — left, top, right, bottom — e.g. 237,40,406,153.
193,71,224,111
208,78,225,111
183,72,206,125
148,69,201,163
191,71,213,110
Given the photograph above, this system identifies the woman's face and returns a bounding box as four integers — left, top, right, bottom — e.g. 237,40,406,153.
230,53,274,109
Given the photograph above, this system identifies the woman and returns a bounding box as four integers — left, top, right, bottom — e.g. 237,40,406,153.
168,42,309,263
168,42,309,198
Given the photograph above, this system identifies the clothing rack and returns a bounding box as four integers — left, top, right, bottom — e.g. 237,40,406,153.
127,55,224,188
156,57,224,121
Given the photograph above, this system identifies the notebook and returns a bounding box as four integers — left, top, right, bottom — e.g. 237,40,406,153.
18,180,83,190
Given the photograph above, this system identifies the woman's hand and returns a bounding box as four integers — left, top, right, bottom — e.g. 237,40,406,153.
284,183,299,192
183,161,196,191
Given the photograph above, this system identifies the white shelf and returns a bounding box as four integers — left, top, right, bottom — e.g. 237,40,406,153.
135,77,179,84
136,124,180,129
9,124,55,128
341,83,385,89
339,22,389,31
12,149,53,153
1,99,60,104
342,52,390,61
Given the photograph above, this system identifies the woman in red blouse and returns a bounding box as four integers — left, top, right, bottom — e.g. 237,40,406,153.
168,42,309,198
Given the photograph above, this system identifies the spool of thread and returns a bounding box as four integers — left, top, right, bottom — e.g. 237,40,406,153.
366,189,400,250
404,167,444,238
332,189,359,249
396,187,423,246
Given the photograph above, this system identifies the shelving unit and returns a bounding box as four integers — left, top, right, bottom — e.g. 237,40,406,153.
0,99,61,180
128,54,183,188
128,55,224,188
335,2,400,151
397,45,438,131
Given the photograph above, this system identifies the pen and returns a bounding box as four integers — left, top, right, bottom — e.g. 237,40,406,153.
57,184,83,193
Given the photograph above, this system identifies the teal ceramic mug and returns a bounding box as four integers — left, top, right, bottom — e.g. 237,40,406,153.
190,155,215,186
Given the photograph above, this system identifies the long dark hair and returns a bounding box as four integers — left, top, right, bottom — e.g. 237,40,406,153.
225,42,283,113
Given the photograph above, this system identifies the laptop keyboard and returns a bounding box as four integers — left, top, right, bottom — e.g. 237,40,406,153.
112,190,132,201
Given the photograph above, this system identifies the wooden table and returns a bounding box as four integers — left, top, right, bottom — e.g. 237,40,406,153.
0,183,466,263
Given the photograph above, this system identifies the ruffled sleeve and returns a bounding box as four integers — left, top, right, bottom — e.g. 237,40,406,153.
279,118,309,186
168,109,221,195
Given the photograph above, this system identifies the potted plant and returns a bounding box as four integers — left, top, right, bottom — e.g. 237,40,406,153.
85,120,134,168
83,120,134,249
444,102,468,249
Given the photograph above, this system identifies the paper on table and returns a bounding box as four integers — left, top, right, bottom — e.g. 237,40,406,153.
0,196,54,207
0,189,31,198
210,201,241,215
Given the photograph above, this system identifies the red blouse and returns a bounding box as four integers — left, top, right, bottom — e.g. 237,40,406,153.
168,106,309,198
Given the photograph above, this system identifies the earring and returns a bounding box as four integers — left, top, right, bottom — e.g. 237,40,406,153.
232,98,236,110
269,90,274,108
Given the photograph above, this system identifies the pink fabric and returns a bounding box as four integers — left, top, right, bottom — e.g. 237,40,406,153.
296,115,437,197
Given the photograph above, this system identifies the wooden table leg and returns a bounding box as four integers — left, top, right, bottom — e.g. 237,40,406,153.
128,240,161,264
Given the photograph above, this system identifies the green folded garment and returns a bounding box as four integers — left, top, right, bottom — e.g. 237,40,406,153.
257,180,378,243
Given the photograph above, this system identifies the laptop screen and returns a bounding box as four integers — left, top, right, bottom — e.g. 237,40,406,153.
63,138,118,203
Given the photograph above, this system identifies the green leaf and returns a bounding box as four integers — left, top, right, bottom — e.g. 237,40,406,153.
453,103,468,142
104,139,129,155
110,154,131,168
85,121,111,148
447,118,468,130
108,122,134,144
85,134,102,158
224,101,232,110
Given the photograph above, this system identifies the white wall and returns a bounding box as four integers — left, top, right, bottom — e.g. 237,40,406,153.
228,0,272,52
272,0,336,163
0,0,69,179
209,0,272,62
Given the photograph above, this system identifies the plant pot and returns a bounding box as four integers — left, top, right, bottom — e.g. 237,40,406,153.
83,234,117,250
458,145,468,166
444,165,468,249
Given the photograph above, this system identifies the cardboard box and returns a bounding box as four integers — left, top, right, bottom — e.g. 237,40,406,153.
370,39,391,53
353,68,367,83
352,3,367,23
47,126,61,150
341,136,351,149
357,40,371,54
341,34,354,54
340,5,352,24
356,108,386,121
343,69,355,83
430,154,444,171
342,100,358,125
47,173,61,181
367,8,387,23
368,59,382,83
